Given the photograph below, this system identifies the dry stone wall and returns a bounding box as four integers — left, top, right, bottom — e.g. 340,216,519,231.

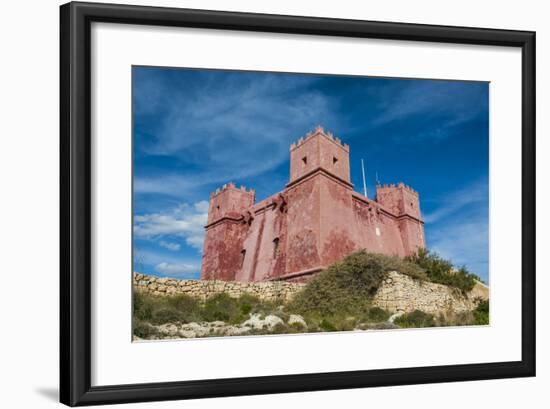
372,271,489,314
133,273,305,302
133,271,489,314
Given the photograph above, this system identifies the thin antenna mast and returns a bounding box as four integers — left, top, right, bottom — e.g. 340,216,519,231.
361,158,368,198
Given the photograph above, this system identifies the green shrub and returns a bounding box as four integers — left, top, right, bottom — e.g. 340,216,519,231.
237,294,284,317
289,251,424,318
435,311,474,327
406,248,481,292
237,293,258,315
394,310,435,328
133,291,202,324
319,318,338,332
473,300,489,325
133,291,155,321
202,293,243,323
133,289,291,330
364,307,391,323
133,318,158,339
151,308,186,324
166,294,201,316
270,322,291,334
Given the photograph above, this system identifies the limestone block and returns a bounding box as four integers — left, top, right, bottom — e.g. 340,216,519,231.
288,314,307,328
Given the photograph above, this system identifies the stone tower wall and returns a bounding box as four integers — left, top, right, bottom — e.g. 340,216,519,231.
201,183,255,280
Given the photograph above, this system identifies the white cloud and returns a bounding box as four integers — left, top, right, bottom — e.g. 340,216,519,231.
159,240,180,251
134,201,209,252
428,217,489,281
368,81,487,142
133,71,339,196
133,248,201,278
423,179,489,281
423,178,488,224
155,262,200,278
374,82,486,125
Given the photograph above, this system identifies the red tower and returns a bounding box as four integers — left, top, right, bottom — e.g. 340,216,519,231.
200,126,425,282
375,182,425,256
200,183,255,281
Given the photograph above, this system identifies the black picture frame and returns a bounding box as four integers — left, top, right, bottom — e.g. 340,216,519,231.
60,1,536,406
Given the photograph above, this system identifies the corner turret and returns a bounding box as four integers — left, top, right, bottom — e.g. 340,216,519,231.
375,182,421,219
207,182,255,224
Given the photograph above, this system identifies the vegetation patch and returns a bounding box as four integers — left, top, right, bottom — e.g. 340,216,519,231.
133,318,159,338
289,251,424,318
133,250,489,339
406,248,483,292
473,299,489,325
134,292,202,324
363,307,391,323
394,310,436,328
133,291,284,329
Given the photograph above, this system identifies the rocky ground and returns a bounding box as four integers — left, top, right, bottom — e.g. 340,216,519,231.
132,312,402,341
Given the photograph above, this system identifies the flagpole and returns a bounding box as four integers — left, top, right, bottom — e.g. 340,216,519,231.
361,158,368,198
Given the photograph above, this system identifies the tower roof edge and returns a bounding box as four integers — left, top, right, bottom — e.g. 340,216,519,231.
290,126,349,152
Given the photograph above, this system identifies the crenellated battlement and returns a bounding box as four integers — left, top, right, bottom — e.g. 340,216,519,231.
210,182,255,198
290,125,349,152
377,181,418,197
207,182,256,225
375,180,421,220
288,125,351,185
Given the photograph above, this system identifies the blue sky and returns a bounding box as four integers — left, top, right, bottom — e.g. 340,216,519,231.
133,66,489,283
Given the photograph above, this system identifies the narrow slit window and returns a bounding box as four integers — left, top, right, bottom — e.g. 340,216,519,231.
302,156,307,165
273,238,280,259
240,249,246,268
333,156,338,165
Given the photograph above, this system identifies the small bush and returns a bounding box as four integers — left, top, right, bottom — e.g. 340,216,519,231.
406,248,481,292
435,311,474,327
394,310,435,328
151,308,185,324
364,307,391,323
319,318,338,332
473,300,489,325
133,318,158,339
133,291,155,321
270,322,290,334
237,293,258,315
133,291,202,324
202,293,242,323
239,294,284,317
166,294,202,317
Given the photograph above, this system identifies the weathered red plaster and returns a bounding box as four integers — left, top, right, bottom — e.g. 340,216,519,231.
200,126,426,282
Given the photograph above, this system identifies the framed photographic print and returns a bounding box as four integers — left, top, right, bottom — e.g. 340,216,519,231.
60,1,536,406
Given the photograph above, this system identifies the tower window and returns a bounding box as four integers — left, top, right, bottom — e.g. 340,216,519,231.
273,237,280,259
240,249,246,268
333,156,338,165
302,156,307,165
